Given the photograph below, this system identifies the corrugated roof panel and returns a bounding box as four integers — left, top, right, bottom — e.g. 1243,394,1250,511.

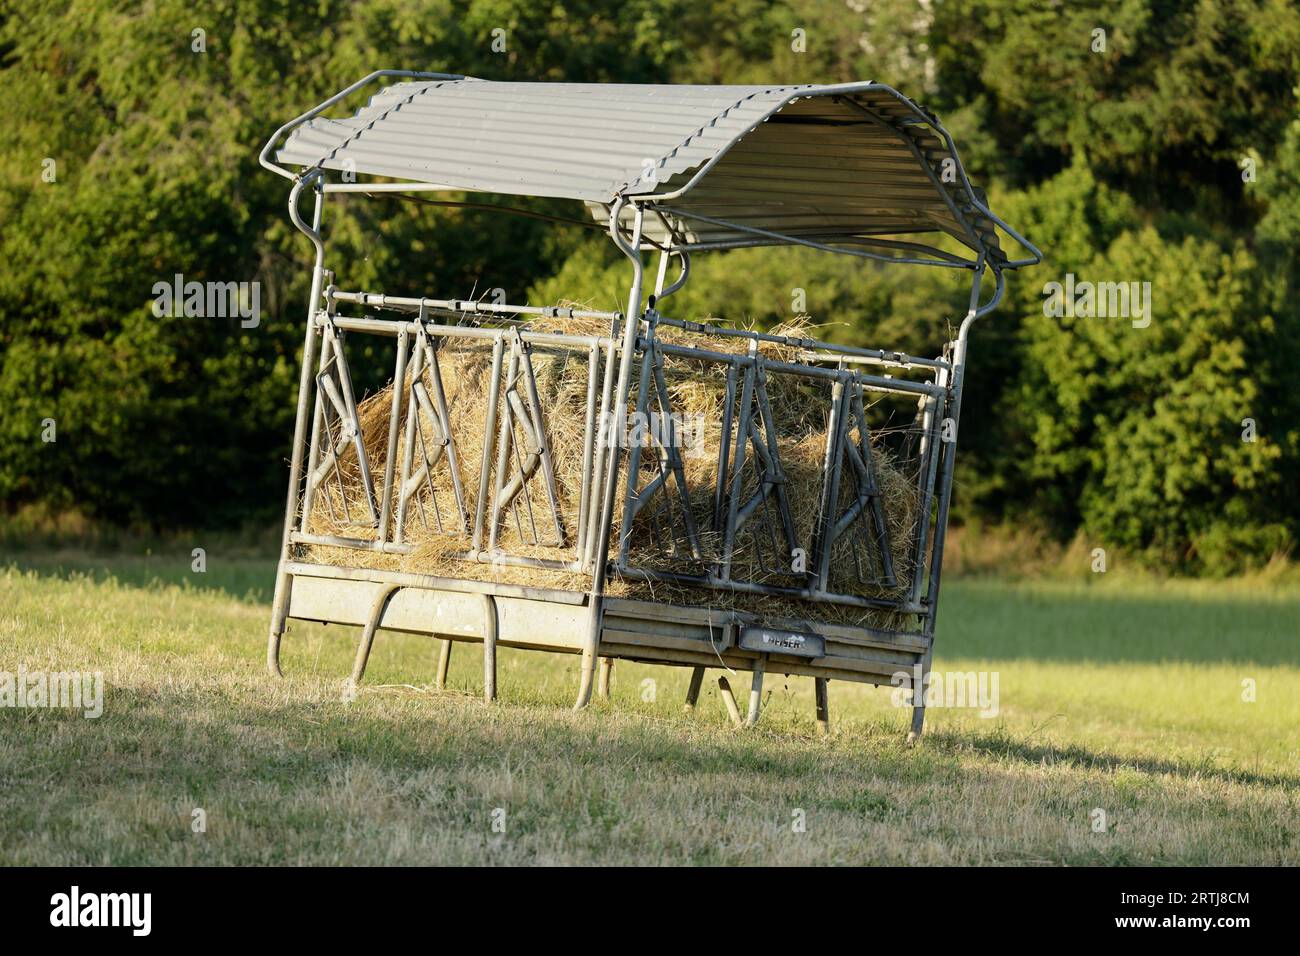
275,76,1006,261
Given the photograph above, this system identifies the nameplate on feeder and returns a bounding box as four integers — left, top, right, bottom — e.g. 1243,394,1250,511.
738,627,825,659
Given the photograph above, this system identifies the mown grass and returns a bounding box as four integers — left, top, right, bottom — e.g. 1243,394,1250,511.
0,548,1296,865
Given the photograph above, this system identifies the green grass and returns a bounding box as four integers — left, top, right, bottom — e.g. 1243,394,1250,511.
1,547,1297,865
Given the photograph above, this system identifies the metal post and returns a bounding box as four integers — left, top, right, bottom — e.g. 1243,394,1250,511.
746,655,766,727
597,658,613,700
299,315,334,533
583,339,617,570
393,326,427,545
576,341,600,560
267,175,326,678
814,678,830,735
574,199,644,710
482,594,498,703
912,256,993,740
684,666,705,712
376,326,409,543
717,676,743,727
435,639,452,690
471,336,506,554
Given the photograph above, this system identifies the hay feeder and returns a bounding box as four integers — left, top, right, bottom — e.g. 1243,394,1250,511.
260,72,1040,737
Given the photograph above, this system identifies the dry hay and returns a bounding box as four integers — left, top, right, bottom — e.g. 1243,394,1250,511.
301,315,923,630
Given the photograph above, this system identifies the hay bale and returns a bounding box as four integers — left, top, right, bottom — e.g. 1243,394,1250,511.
302,317,921,629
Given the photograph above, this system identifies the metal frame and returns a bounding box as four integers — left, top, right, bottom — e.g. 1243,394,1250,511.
261,73,1041,738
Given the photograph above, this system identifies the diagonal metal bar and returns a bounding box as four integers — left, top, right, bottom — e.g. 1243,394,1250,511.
717,351,757,582
515,333,566,546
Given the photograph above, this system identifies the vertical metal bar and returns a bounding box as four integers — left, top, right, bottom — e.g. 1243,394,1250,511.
267,178,325,678
653,248,670,298
923,257,986,627
617,334,655,562
746,656,765,727
489,343,520,551
577,341,599,560
597,658,613,700
481,594,498,704
912,258,989,742
583,339,617,571
908,369,946,606
471,335,506,554
299,313,333,532
576,200,644,709
435,638,452,691
814,677,829,735
376,326,409,544
393,327,427,545
712,363,737,533
812,379,848,590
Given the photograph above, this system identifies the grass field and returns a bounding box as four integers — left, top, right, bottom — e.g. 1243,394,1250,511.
1,547,1297,865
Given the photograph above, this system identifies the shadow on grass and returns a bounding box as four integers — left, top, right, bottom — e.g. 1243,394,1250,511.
929,725,1300,791
5,677,1294,865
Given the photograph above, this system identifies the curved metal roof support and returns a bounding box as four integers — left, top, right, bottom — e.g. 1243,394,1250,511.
654,206,977,269
831,83,1043,269
968,201,1043,269
862,90,1044,270
260,70,463,181
678,234,971,265
833,96,987,256
575,198,645,710
652,250,691,303
287,170,326,263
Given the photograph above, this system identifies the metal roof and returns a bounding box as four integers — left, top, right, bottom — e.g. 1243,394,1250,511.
270,74,1033,268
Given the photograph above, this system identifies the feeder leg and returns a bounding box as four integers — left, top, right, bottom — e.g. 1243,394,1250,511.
907,650,932,744
814,677,830,736
349,584,402,689
573,600,601,710
597,658,613,700
717,677,743,728
267,185,325,679
745,657,766,728
908,702,926,743
482,595,498,704
267,619,285,679
684,666,705,713
435,639,452,691
267,571,293,679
